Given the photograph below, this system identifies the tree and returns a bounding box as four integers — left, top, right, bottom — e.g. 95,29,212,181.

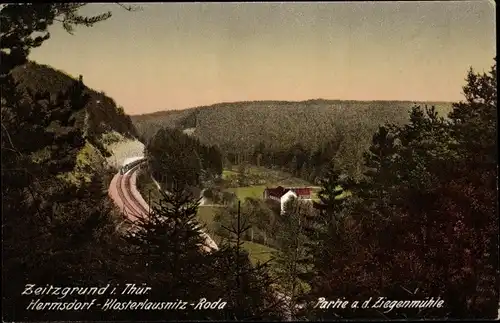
247,198,275,246
441,59,498,317
146,127,223,190
296,165,362,320
236,162,248,186
122,187,216,321
0,4,118,80
299,59,498,320
273,197,312,319
1,4,138,321
211,201,286,320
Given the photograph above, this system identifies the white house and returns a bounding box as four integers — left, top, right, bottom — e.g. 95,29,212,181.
263,186,312,214
280,190,298,214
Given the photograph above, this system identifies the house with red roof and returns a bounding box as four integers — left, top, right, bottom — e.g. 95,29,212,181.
263,186,312,213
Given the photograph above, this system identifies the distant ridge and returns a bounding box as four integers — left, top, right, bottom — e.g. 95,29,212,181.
133,98,453,117
131,99,453,178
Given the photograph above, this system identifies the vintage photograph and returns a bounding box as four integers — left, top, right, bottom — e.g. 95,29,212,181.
1,2,497,321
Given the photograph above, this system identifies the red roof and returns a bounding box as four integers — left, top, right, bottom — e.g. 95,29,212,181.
293,188,312,196
265,186,311,199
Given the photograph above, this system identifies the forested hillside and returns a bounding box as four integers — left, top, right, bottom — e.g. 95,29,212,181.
11,61,138,152
147,127,223,190
132,100,453,179
132,108,190,142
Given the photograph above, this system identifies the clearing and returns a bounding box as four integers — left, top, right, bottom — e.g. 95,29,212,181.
222,165,319,201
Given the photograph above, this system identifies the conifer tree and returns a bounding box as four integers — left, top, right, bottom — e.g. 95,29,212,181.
208,201,286,320
122,186,215,320
296,163,361,320
273,197,311,319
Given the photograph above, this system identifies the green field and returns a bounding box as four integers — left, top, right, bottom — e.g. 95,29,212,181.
225,165,312,187
242,241,277,265
197,205,219,234
197,205,278,266
226,185,267,201
223,165,317,202
225,182,327,202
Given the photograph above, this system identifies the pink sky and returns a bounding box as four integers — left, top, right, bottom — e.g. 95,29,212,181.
30,2,496,115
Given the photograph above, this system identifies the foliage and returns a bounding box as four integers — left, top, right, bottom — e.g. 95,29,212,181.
0,3,113,80
132,99,453,180
299,59,498,320
272,198,313,319
146,127,223,189
10,62,138,147
214,197,276,247
122,187,214,321
1,4,140,321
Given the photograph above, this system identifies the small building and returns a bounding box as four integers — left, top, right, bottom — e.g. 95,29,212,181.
263,186,312,213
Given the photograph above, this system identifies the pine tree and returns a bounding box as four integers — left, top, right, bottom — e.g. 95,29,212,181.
122,186,215,320
249,198,274,246
296,163,360,320
236,162,248,186
210,201,286,320
273,197,311,319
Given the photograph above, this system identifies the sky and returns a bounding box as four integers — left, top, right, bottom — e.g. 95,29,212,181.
30,1,496,115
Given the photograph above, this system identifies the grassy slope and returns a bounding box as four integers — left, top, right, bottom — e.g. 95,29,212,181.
241,241,276,265
223,165,318,200
57,140,107,185
136,167,163,207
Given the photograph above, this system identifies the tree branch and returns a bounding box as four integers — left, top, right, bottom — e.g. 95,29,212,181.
115,3,142,12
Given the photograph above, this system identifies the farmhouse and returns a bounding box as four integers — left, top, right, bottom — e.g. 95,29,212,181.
263,186,312,213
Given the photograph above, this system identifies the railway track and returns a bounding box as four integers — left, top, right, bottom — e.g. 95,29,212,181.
116,164,148,220
124,166,149,216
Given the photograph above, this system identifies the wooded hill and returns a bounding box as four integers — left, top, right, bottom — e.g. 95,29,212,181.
11,61,139,155
132,99,453,178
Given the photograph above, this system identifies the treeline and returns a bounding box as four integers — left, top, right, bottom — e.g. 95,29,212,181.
133,109,191,144
146,127,223,189
132,99,453,179
227,137,346,184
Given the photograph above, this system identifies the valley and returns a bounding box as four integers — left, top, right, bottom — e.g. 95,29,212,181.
2,3,496,321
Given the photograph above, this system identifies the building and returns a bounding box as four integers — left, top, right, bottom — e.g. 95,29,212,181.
263,186,312,213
